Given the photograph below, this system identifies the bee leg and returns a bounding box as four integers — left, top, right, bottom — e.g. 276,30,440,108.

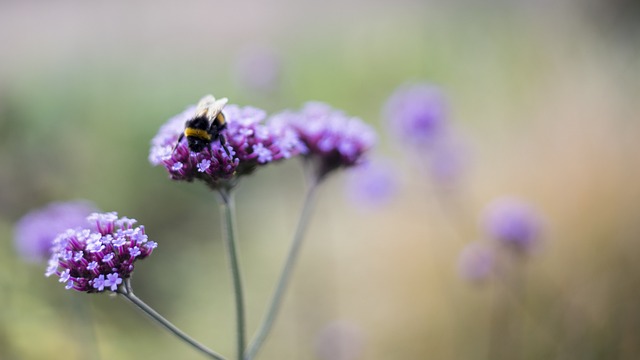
219,134,232,158
173,132,185,152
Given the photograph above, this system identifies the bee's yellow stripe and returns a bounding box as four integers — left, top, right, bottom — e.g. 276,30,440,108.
185,128,212,140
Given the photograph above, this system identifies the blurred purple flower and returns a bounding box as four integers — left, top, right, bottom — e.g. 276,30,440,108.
271,102,376,180
345,159,397,207
483,198,543,253
14,201,98,263
314,320,366,360
457,242,494,283
384,83,470,187
45,212,157,293
234,45,282,93
384,83,448,148
149,99,306,190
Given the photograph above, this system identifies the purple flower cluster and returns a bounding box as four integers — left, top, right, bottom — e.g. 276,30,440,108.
271,102,376,179
149,103,306,189
14,201,97,263
483,198,543,253
384,83,468,185
45,212,157,293
384,83,448,148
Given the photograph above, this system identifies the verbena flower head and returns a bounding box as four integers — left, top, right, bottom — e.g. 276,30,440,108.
271,102,376,180
149,99,306,190
45,212,157,293
14,201,97,263
483,198,543,253
345,159,397,208
457,242,494,283
384,83,448,148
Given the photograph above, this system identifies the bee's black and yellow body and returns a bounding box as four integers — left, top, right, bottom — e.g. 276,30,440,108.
175,95,231,156
183,113,227,153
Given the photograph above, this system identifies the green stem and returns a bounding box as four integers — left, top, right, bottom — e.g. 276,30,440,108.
245,180,319,360
118,279,226,360
218,189,246,360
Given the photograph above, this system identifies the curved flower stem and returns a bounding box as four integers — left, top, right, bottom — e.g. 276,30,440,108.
245,179,319,360
217,188,246,360
118,279,226,360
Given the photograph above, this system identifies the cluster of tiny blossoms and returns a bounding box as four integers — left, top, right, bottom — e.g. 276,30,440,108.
149,103,306,189
270,102,376,179
45,212,157,293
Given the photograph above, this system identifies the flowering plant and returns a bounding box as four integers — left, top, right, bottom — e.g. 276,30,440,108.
14,94,375,360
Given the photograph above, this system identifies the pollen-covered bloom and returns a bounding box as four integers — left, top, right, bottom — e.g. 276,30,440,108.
45,212,157,293
384,83,448,148
482,198,543,253
271,102,376,180
14,200,97,263
149,102,306,189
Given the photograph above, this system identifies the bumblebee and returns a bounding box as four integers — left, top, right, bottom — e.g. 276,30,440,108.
175,95,231,157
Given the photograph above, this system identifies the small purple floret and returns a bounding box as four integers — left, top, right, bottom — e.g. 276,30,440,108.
197,159,211,173
59,269,71,283
93,275,106,291
46,212,157,293
129,246,141,258
105,273,123,292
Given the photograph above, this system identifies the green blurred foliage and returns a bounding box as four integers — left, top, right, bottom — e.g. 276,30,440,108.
1,0,639,359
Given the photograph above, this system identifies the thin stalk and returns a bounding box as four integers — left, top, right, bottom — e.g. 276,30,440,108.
218,189,246,360
245,180,319,360
118,279,226,360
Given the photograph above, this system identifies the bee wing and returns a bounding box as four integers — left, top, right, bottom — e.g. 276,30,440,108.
195,95,228,119
206,97,229,119
196,95,216,117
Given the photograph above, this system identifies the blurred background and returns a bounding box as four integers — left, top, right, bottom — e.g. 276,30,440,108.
1,0,639,359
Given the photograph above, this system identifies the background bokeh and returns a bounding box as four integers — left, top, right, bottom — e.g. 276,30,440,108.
1,0,639,359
